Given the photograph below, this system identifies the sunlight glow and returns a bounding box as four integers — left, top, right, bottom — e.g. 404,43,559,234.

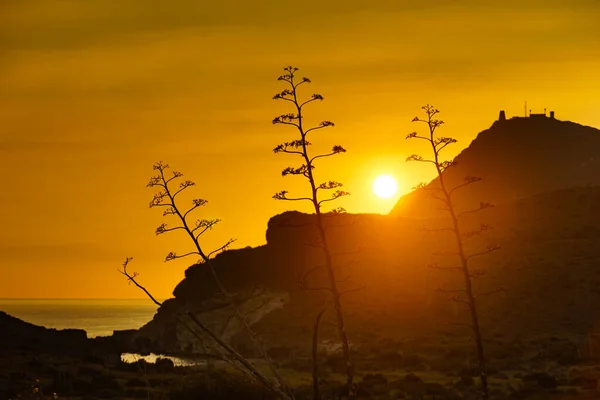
372,175,398,199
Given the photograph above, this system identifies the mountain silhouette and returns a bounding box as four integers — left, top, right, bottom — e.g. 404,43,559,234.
131,114,600,364
393,113,600,217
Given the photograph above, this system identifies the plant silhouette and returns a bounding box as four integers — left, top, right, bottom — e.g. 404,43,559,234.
120,161,295,400
405,105,502,400
272,66,357,400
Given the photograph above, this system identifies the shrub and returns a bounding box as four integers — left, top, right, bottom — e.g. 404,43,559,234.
522,372,558,389
155,357,175,373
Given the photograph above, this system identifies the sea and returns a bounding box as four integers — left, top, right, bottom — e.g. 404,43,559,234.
0,298,207,365
0,298,161,338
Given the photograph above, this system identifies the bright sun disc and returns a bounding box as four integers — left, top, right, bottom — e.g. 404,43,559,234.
373,175,398,199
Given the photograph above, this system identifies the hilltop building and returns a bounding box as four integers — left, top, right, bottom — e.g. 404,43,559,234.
498,109,555,121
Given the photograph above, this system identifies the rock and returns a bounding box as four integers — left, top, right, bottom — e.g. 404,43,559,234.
155,357,175,373
570,377,597,390
361,373,388,386
456,376,474,387
522,372,558,389
404,373,422,383
359,374,389,396
495,372,509,380
125,378,146,387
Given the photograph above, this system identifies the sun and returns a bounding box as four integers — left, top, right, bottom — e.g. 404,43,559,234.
372,175,398,199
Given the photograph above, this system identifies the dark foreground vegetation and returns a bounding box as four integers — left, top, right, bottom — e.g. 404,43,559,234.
3,310,600,400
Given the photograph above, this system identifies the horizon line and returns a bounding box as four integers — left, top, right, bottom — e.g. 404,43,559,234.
0,297,168,301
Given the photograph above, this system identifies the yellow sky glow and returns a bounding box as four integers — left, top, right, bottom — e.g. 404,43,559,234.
1,0,599,298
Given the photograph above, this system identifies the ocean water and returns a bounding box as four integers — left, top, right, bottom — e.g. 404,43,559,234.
0,298,161,338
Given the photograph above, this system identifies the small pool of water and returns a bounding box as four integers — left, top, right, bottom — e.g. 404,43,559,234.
120,352,202,367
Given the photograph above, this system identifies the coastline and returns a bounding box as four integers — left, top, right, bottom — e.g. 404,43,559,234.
0,298,160,338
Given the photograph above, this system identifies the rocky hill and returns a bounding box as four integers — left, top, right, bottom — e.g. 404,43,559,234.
0,311,90,357
393,115,600,217
0,310,139,359
133,115,600,360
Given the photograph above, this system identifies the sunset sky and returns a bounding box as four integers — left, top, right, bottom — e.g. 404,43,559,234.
1,0,599,299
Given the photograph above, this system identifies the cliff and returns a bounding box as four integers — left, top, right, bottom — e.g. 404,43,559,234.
133,116,600,356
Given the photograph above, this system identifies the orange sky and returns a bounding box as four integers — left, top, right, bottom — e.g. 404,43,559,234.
1,0,599,299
